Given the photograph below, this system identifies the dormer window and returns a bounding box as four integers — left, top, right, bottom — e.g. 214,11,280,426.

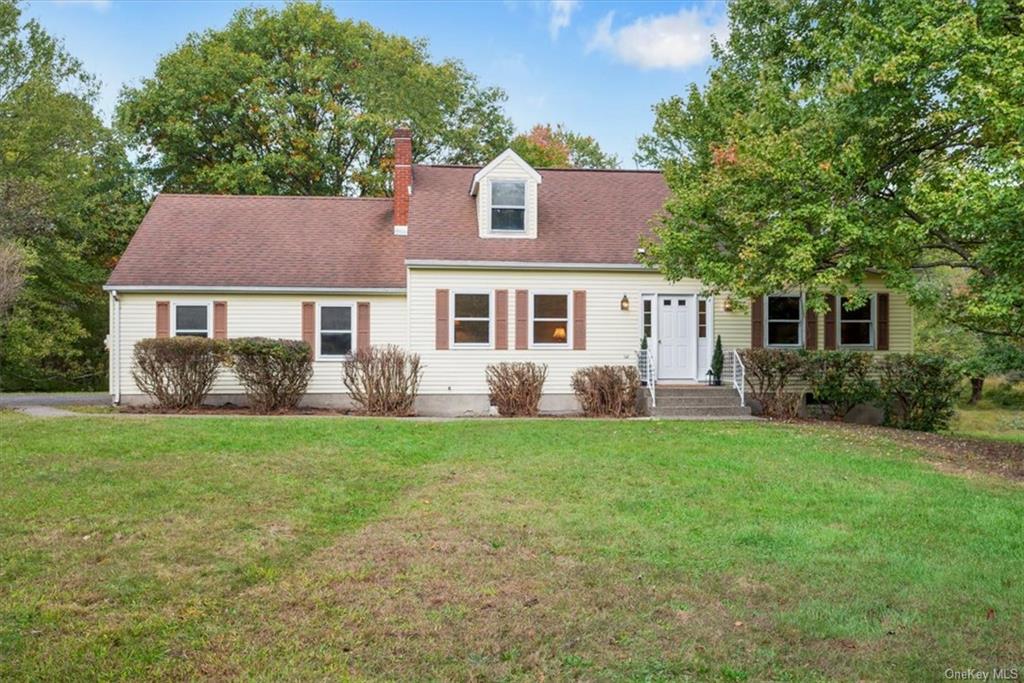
490,181,526,231
472,149,541,239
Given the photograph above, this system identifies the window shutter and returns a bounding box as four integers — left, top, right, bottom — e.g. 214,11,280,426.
494,289,508,350
156,301,170,338
515,289,528,350
876,293,890,351
435,289,449,350
573,290,586,350
357,302,370,352
750,298,764,348
213,301,228,340
301,301,315,354
804,308,817,350
824,296,837,350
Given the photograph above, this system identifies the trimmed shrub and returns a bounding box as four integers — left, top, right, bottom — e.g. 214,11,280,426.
571,365,640,417
878,353,960,432
342,344,422,416
802,350,879,420
739,348,803,419
132,337,226,411
486,362,547,416
710,335,724,384
225,337,313,413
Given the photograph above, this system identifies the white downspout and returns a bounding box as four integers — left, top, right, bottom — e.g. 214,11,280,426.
111,290,120,405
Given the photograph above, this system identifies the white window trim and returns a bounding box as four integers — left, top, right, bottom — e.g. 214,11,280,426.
171,301,212,338
764,294,804,348
488,179,527,234
838,294,876,349
528,290,573,349
316,301,356,362
450,290,494,349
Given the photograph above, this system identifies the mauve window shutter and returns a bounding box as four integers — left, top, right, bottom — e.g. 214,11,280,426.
573,290,586,350
804,308,817,350
750,298,764,348
435,289,449,350
494,289,508,350
824,296,837,350
515,289,529,350
357,302,370,352
301,302,316,354
876,293,890,351
155,301,170,338
213,301,228,340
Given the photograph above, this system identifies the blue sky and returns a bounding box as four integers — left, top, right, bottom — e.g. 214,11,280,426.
24,0,728,166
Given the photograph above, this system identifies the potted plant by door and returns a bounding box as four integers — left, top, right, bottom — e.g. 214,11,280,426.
710,335,724,386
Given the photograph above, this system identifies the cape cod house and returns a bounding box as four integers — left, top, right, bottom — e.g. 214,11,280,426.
105,128,912,416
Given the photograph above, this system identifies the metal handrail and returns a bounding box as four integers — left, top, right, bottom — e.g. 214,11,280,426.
731,349,746,407
646,347,656,408
637,344,656,408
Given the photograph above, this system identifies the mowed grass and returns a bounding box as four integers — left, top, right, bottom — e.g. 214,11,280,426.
0,415,1021,681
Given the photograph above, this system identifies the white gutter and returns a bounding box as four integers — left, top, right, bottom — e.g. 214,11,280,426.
102,285,407,295
405,259,653,272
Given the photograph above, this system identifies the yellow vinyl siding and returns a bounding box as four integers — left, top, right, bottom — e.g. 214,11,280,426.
114,293,406,397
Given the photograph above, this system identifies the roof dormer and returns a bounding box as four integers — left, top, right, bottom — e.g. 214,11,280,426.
471,149,542,240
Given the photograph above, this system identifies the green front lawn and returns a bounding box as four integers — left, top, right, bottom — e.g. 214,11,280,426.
1,414,1020,680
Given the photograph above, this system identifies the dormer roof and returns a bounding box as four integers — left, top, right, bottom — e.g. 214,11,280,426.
470,149,542,195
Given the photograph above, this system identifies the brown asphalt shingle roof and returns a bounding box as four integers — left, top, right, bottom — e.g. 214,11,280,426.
106,194,407,289
407,165,668,264
107,166,668,288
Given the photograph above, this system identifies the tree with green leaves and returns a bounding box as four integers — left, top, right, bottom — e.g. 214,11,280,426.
0,0,145,390
637,0,1024,342
117,1,514,197
510,123,618,169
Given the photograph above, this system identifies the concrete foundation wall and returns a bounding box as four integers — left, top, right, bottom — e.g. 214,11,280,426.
117,392,582,417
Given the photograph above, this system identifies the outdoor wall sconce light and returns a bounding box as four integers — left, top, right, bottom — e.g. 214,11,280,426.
620,294,630,311
723,297,735,312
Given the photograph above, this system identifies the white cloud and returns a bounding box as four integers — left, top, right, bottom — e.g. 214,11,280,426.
587,6,728,69
548,0,581,40
54,0,112,11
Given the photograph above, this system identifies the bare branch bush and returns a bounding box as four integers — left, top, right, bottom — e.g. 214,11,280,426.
571,365,640,417
486,362,547,416
342,345,422,416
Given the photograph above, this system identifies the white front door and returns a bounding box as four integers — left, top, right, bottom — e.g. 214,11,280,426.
658,295,696,379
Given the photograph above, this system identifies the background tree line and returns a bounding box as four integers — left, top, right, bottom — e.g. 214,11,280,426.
0,0,617,391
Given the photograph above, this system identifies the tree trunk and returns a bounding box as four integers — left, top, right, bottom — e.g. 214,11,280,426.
969,377,984,404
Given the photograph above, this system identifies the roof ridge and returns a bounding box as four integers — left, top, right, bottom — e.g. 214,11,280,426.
157,193,392,201
414,164,662,174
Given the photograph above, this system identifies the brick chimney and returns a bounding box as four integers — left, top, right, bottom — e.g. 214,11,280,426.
392,127,412,235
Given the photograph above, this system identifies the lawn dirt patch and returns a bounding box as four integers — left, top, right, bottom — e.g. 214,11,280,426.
803,421,1024,481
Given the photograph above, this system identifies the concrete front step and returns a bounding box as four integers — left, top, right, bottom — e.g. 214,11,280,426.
656,396,745,408
652,405,752,418
656,385,736,395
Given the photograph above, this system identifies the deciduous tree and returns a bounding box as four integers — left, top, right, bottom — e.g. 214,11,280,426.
511,123,618,168
117,1,514,196
638,0,1024,340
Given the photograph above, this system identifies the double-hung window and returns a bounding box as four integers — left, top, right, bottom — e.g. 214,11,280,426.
839,296,874,347
319,304,353,358
766,295,802,347
531,293,570,346
452,292,491,346
173,303,210,337
490,181,526,231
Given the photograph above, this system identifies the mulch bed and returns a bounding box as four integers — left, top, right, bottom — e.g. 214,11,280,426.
800,421,1024,482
